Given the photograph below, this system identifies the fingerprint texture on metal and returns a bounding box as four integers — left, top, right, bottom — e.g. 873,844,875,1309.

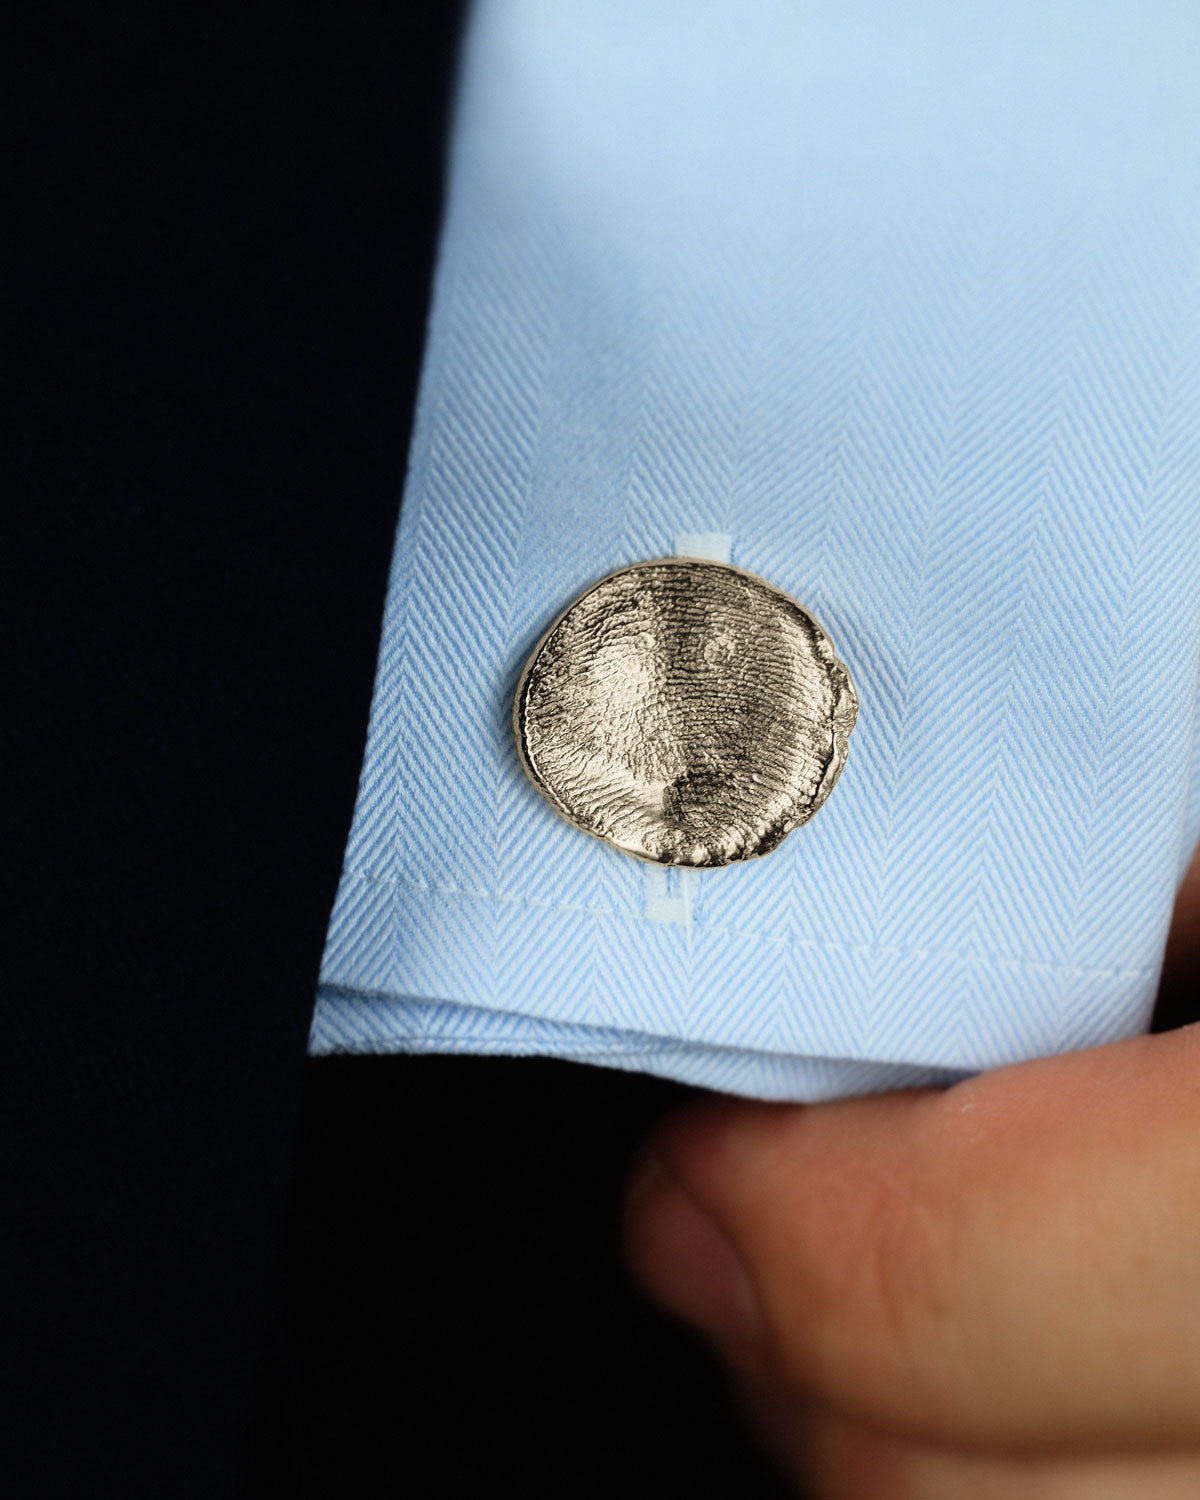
513,559,858,867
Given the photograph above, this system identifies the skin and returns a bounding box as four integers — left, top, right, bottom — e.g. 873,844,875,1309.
624,845,1200,1497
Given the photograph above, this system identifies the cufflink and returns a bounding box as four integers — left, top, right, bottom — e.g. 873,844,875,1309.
513,558,857,867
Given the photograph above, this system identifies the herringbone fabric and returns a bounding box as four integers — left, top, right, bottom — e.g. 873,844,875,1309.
312,0,1200,1099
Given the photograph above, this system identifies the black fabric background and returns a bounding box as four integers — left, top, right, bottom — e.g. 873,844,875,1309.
6,6,792,1495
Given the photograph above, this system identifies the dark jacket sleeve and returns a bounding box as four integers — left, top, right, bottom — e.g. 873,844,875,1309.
4,7,460,1493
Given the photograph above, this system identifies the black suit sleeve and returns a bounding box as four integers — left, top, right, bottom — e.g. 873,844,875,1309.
5,7,462,1493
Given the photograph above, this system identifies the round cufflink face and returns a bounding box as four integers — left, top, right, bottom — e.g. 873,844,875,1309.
513,558,857,867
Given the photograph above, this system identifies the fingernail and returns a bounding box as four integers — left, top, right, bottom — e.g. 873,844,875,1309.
625,1154,761,1359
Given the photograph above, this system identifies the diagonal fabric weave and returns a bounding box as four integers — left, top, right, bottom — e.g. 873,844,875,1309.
311,0,1200,1099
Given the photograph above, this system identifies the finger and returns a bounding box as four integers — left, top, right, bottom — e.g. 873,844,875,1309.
625,842,1200,1450
624,1021,1200,1450
783,1405,1200,1500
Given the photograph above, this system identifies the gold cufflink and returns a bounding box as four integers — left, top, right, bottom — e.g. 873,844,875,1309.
513,558,857,867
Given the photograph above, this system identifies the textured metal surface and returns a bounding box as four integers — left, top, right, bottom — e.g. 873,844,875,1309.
514,559,857,866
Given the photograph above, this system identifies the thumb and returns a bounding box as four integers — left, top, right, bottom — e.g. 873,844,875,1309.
624,1022,1200,1452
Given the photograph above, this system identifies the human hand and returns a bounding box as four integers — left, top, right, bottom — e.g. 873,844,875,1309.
624,850,1200,1497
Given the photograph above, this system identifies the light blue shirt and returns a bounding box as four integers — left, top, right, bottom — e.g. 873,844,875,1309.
311,0,1200,1099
